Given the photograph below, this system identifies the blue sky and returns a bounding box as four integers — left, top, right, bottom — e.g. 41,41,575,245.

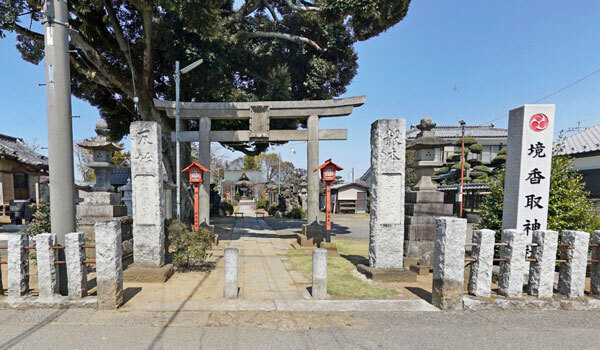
2,1,600,181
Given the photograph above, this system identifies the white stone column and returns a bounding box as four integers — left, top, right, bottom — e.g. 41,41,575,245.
502,105,555,241
223,248,238,299
497,229,527,298
528,230,558,298
130,121,165,267
312,248,327,299
95,221,124,309
36,233,58,300
198,116,211,225
432,217,466,310
368,119,406,269
590,231,600,296
558,230,589,298
306,115,320,224
468,229,495,298
7,232,29,297
65,232,87,298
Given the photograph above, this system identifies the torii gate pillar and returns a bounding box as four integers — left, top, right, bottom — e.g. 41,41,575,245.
307,115,320,224
198,116,211,225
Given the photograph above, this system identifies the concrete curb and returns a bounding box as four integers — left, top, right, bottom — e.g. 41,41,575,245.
121,299,439,312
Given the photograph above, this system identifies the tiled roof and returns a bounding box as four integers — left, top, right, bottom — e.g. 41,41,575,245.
110,168,131,186
407,124,508,140
555,123,600,156
0,133,48,171
223,170,265,183
437,183,489,191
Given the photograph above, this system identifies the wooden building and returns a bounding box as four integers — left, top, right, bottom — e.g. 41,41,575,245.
0,133,49,221
328,182,368,214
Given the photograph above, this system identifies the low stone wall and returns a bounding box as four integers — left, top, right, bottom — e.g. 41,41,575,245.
433,219,600,310
2,220,123,309
78,216,132,260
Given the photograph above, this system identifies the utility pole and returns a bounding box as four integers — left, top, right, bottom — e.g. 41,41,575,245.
459,120,466,218
44,0,75,295
175,59,203,221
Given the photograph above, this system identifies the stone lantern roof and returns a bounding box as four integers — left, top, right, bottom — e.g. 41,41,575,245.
407,117,450,150
77,120,122,152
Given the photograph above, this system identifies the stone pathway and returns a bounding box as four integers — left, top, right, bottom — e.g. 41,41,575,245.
224,200,308,300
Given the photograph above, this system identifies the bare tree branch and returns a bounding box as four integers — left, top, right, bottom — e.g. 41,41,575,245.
102,0,135,71
238,31,322,51
69,30,133,98
14,24,43,41
140,8,153,91
226,0,261,23
264,1,279,21
284,0,319,11
69,55,117,91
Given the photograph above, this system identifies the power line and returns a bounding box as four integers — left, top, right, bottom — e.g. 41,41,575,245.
478,66,600,126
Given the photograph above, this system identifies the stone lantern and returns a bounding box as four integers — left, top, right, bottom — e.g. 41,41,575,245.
119,178,133,216
77,120,122,192
404,117,453,268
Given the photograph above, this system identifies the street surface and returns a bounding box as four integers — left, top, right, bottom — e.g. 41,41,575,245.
0,308,597,349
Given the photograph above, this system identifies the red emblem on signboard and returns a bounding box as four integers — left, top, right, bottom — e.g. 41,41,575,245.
529,114,549,132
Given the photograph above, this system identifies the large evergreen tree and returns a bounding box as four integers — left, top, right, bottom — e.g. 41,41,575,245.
0,1,412,183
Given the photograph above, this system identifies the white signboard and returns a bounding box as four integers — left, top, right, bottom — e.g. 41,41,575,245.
502,105,555,238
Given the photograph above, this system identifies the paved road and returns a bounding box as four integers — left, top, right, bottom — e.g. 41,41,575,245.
0,308,598,349
265,213,370,242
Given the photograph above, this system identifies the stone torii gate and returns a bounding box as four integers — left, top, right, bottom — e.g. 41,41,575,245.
153,96,366,226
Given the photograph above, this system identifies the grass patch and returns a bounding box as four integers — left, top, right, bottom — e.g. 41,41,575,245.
288,241,397,299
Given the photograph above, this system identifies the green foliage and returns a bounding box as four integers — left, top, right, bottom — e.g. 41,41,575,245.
268,204,279,216
434,166,450,176
167,220,213,270
498,148,507,155
111,143,130,168
243,155,260,170
256,198,269,210
455,137,478,147
491,154,507,167
285,206,306,219
469,143,483,154
25,202,51,236
451,162,471,170
467,158,483,167
476,157,600,236
405,149,417,187
220,201,234,216
473,165,492,174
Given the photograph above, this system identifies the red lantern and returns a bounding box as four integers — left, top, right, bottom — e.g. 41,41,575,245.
314,159,343,231
182,161,210,230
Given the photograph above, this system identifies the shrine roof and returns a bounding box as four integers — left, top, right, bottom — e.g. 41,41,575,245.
555,123,600,156
0,133,48,171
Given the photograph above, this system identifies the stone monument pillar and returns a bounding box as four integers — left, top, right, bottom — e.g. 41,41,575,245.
357,119,416,281
130,121,166,267
404,117,453,268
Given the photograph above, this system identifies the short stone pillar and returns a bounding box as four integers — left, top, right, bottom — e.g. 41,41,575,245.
7,232,29,297
590,231,600,296
497,229,527,298
35,233,58,300
223,248,239,299
528,230,558,298
312,248,328,299
130,121,165,267
65,232,87,298
432,217,466,310
95,221,124,309
468,229,495,298
558,230,589,298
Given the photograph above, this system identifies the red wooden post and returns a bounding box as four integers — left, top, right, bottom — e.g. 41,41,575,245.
314,159,343,238
182,161,210,230
326,183,332,230
193,184,199,231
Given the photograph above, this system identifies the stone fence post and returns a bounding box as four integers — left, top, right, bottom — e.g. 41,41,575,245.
498,229,527,298
95,221,123,309
558,230,589,298
224,248,239,299
65,232,87,298
7,232,29,297
591,231,600,296
312,248,328,299
432,217,466,310
528,230,558,298
468,229,494,298
36,233,58,300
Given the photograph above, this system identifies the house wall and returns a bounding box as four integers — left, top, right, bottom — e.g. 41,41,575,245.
337,186,365,200
572,155,600,171
0,159,43,204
